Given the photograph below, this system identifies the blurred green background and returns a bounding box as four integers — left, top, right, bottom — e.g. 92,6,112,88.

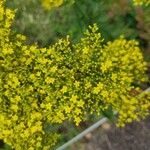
6,0,150,50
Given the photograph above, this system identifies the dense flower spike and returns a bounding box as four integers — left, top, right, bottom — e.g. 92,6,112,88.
0,0,150,149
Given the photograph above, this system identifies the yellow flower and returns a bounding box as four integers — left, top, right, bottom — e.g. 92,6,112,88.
77,100,84,107
12,115,18,121
83,47,89,54
11,105,19,112
85,82,92,89
45,77,55,84
70,95,78,103
101,60,113,72
74,81,80,87
74,117,81,126
93,82,104,94
50,66,58,73
65,106,72,113
42,0,64,10
74,108,81,115
15,96,21,102
61,86,68,93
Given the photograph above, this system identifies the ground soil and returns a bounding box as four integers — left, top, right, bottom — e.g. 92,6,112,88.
70,116,150,150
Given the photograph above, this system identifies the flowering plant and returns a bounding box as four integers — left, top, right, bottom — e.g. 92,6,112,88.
0,0,150,149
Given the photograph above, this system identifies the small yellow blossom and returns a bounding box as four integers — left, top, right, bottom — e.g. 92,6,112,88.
74,81,80,87
101,60,112,72
65,106,72,113
45,77,55,84
61,86,68,93
74,117,81,126
70,95,78,103
50,66,58,73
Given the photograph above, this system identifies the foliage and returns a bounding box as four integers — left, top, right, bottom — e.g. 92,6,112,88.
0,0,150,150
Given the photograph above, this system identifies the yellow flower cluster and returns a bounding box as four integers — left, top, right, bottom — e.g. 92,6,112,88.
133,0,150,5
41,0,75,10
41,0,64,10
118,91,150,127
0,0,150,149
